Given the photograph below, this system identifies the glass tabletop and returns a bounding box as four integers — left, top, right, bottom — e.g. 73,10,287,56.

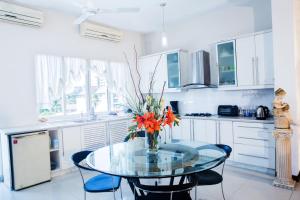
86,139,227,178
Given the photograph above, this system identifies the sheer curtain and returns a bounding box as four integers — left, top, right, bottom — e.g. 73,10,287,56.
64,57,87,93
107,62,130,111
64,57,87,114
35,55,63,113
90,60,109,112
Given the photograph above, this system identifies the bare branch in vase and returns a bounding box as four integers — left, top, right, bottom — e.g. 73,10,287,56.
134,45,145,104
148,54,162,95
123,52,142,103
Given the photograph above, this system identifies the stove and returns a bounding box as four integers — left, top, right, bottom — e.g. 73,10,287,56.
185,113,212,117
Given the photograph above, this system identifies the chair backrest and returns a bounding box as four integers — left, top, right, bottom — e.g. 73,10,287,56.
72,150,94,171
124,130,145,142
216,144,232,158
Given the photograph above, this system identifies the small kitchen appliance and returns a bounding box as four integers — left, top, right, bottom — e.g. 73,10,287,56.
255,105,270,120
218,105,239,116
170,101,179,114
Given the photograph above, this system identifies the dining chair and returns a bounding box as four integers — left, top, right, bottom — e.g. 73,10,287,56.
72,151,122,200
194,144,232,200
129,175,197,200
124,130,146,142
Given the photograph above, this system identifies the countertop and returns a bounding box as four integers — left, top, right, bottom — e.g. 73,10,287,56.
181,115,274,123
0,114,274,136
0,115,131,136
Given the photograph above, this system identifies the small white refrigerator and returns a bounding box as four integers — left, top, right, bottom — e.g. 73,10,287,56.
10,131,51,190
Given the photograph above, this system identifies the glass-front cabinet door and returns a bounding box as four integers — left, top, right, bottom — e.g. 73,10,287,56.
166,52,180,89
217,40,237,86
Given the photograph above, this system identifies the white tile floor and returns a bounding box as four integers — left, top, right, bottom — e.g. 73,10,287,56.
1,166,299,200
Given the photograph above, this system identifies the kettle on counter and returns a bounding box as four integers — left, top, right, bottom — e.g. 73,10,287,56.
255,105,270,120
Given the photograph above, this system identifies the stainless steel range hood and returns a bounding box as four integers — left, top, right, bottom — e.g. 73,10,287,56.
181,50,215,89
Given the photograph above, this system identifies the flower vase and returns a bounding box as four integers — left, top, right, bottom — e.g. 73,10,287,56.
145,131,160,154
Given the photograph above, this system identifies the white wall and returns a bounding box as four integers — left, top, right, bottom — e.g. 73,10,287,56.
163,89,274,115
143,2,274,114
0,10,144,128
143,2,272,54
271,0,300,175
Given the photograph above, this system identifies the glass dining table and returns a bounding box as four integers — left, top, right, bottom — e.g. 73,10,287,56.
86,139,226,199
86,139,226,178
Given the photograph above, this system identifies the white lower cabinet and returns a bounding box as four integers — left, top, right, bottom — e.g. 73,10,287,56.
234,144,275,169
219,121,234,160
60,127,82,169
233,122,275,169
108,120,130,145
193,119,217,144
81,123,107,151
171,118,191,140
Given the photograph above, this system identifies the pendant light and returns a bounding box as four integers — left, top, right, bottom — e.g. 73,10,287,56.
160,3,168,47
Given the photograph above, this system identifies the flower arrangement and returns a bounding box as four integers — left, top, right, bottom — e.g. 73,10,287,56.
124,47,180,152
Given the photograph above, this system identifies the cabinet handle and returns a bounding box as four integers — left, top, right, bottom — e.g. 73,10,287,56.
62,132,64,157
237,125,270,130
255,57,259,85
238,153,268,160
252,57,255,84
237,136,269,141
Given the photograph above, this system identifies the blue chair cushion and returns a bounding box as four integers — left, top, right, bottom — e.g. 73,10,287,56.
84,174,121,192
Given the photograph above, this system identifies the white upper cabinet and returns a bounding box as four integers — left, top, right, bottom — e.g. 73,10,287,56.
217,40,237,87
219,31,274,90
255,32,274,86
236,36,256,86
139,54,165,94
139,49,188,93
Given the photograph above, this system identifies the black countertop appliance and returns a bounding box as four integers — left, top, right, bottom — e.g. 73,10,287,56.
218,105,239,117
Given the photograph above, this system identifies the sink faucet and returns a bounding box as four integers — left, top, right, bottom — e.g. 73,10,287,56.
90,106,97,120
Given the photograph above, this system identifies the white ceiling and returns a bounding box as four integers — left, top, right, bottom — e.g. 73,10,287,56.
13,0,253,33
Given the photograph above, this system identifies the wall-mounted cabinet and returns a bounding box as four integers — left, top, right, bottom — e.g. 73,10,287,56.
139,49,188,93
217,31,274,90
236,32,274,88
217,40,237,87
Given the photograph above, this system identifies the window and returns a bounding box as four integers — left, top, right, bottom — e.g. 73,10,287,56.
36,55,64,116
64,57,87,115
35,55,129,118
90,60,109,113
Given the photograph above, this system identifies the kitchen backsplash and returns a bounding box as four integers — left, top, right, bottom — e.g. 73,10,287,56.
163,88,274,115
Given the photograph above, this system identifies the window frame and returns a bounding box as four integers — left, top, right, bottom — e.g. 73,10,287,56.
36,56,126,120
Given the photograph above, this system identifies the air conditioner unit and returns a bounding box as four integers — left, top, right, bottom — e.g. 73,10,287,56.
80,22,123,42
0,1,43,27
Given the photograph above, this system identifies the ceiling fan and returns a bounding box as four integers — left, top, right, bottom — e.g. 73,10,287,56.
73,1,140,25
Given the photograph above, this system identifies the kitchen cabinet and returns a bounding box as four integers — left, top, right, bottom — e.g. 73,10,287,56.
235,31,274,88
108,119,129,145
171,118,191,140
81,123,107,151
139,54,165,94
255,32,274,86
139,49,188,93
236,36,256,86
217,40,237,87
218,121,234,160
60,127,82,169
233,122,275,169
193,119,217,144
